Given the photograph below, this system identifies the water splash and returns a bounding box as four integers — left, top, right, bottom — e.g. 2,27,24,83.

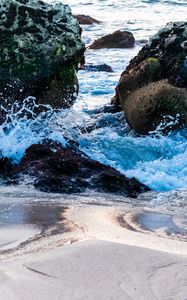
79,121,187,191
0,97,88,163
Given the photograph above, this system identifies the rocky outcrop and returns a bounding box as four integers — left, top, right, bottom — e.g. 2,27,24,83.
1,139,149,197
89,30,135,49
0,0,85,112
114,22,187,134
74,14,101,25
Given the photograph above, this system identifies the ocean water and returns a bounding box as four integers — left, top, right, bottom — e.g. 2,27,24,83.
0,0,187,200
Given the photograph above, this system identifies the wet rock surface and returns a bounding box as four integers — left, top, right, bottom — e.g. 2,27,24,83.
0,0,85,112
0,140,149,197
114,22,187,134
79,64,113,72
74,14,101,25
89,30,135,49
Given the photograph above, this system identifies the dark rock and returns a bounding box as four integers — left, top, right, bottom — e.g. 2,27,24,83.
114,22,187,134
0,0,85,116
79,63,113,72
89,30,135,49
74,14,101,25
136,39,148,45
94,104,122,114
0,157,13,177
8,139,149,197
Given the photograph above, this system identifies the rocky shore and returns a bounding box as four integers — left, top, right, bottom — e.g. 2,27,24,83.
113,22,187,134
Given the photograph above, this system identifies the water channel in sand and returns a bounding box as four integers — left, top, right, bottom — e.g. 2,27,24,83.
0,185,186,256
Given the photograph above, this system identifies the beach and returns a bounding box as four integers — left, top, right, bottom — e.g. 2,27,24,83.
0,202,186,300
0,0,186,298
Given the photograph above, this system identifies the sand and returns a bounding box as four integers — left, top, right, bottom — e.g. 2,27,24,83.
0,240,187,300
0,204,186,300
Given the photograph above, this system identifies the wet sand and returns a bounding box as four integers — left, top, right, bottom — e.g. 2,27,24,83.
0,201,67,252
0,200,186,299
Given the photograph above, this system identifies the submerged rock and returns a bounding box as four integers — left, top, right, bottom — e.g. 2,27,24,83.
74,14,101,25
79,63,113,72
114,22,187,134
89,30,135,49
0,0,85,111
6,140,149,197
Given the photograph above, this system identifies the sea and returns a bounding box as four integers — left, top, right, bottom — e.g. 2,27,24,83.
0,0,187,243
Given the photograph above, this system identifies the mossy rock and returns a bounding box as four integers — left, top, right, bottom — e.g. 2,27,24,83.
116,58,162,102
114,22,187,134
39,65,79,108
0,0,85,110
121,22,187,88
145,57,161,81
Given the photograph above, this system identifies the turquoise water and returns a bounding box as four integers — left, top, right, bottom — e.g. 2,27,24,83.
0,0,187,194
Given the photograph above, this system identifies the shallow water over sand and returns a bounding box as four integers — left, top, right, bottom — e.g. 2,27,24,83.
0,185,186,252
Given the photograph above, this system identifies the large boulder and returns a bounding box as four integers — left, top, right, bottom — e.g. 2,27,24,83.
123,80,187,134
0,0,85,112
89,30,135,49
2,139,149,197
114,22,187,134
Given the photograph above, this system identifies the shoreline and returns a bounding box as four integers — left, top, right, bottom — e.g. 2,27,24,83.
0,203,186,299
0,203,187,258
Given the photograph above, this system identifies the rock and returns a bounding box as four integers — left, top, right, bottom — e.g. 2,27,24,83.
0,0,85,112
79,64,113,72
0,157,13,177
74,14,101,25
136,39,148,45
123,80,187,134
8,139,149,197
89,30,135,49
94,104,122,114
114,22,187,134
117,58,162,101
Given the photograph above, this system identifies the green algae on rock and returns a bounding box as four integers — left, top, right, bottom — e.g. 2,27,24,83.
0,0,85,110
113,22,187,134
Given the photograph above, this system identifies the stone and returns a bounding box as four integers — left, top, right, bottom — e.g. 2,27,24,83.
74,14,101,25
7,139,149,197
0,157,13,177
113,22,187,134
79,63,113,72
117,58,162,101
0,0,85,112
122,80,187,134
94,104,122,114
89,30,135,49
